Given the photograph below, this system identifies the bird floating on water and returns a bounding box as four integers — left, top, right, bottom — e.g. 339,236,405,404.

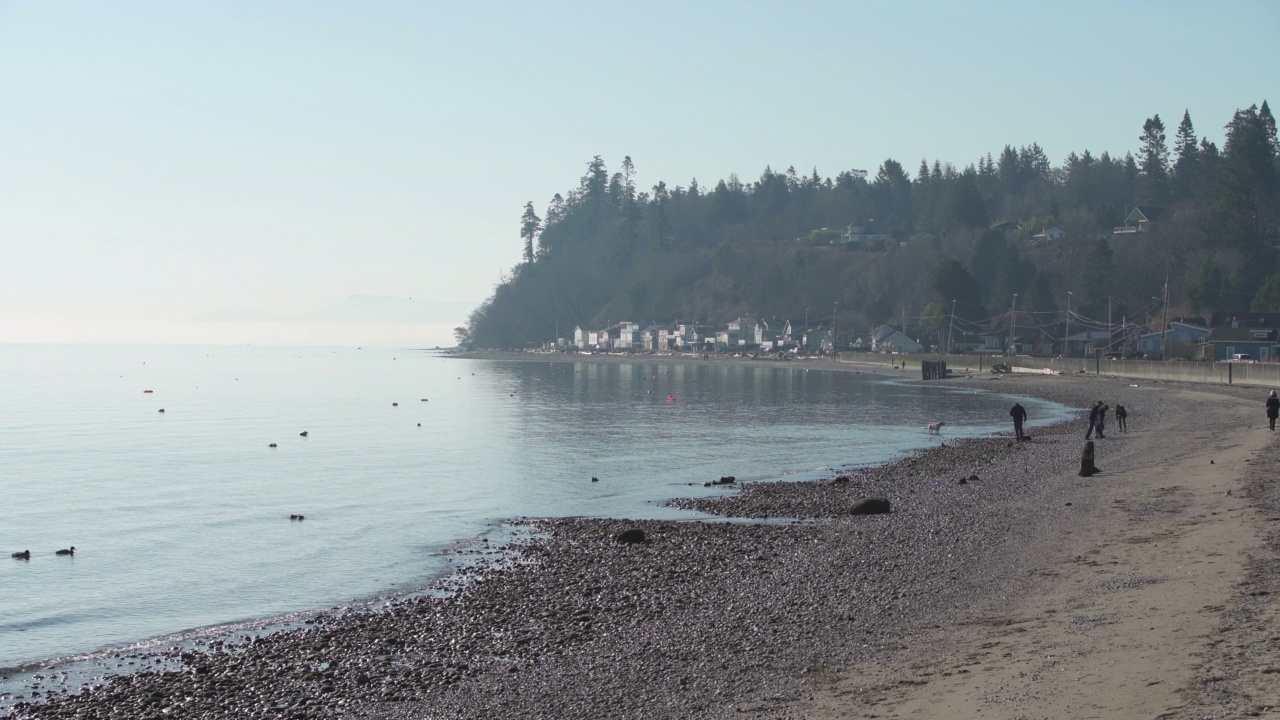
290,514,305,521
55,546,75,556
11,550,30,560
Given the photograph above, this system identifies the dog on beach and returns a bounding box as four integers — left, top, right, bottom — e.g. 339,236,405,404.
926,421,945,434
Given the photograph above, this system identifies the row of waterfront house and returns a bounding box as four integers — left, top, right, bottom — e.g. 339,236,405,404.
558,311,1280,361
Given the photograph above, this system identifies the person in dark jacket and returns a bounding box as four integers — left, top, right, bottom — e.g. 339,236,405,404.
1010,402,1028,441
1115,404,1128,433
1267,390,1279,431
1086,401,1106,439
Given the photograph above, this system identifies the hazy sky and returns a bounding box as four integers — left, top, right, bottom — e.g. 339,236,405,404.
1,1,1276,346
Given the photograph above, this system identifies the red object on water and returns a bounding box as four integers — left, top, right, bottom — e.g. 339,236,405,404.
667,394,675,402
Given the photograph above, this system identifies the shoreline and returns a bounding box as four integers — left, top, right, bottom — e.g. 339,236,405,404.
5,371,1275,719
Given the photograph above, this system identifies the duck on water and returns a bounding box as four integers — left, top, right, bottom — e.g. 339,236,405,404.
55,546,76,556
11,549,30,560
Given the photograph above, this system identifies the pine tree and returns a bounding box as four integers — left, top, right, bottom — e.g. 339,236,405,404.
1171,110,1199,199
1261,100,1279,156
1137,114,1170,205
520,202,541,265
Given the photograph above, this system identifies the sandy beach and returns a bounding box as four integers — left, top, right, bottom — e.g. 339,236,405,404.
5,359,1277,719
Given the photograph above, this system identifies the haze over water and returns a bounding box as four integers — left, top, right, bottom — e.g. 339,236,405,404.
0,345,1070,672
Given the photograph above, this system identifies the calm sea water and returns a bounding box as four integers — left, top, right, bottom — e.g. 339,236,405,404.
0,345,1070,672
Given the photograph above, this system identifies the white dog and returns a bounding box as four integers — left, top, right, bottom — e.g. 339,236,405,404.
926,421,945,434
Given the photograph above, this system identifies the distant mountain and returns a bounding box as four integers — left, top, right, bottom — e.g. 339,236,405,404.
191,295,477,324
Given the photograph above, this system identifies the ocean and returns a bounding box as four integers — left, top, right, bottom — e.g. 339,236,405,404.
0,344,1070,675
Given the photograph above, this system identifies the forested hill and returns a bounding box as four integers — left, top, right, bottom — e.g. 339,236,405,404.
462,103,1280,349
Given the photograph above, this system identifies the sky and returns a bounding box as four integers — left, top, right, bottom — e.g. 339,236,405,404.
1,0,1276,347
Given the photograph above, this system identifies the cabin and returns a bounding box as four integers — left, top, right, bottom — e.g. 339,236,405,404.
1112,207,1157,235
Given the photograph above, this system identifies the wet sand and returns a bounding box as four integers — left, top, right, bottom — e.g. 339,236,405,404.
5,367,1277,719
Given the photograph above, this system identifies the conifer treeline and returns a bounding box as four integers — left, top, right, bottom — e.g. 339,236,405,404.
462,103,1279,349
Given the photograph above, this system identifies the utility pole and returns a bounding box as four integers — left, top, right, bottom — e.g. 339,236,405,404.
948,299,957,356
1008,294,1018,356
1066,291,1072,358
1107,296,1112,356
833,301,839,362
1160,272,1170,361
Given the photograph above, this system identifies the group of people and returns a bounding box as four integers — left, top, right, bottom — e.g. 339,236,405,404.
1006,400,1126,477
1085,401,1127,439
1079,400,1127,476
1007,390,1280,481
1007,399,1129,444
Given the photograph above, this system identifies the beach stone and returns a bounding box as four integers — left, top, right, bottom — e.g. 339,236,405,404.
614,529,646,544
851,498,891,515
832,476,850,484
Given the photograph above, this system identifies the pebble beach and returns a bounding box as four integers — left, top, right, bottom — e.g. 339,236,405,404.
4,363,1275,720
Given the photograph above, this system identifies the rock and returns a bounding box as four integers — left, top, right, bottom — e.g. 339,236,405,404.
968,474,979,483
832,476,850,484
718,476,736,484
851,498,891,515
614,529,646,544
958,477,967,485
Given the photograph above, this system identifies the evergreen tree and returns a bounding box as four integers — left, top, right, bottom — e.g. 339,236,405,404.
520,201,541,265
871,159,913,235
1023,271,1058,315
1188,262,1232,312
1137,114,1170,206
969,230,1007,306
1252,268,1280,312
1261,100,1279,155
1171,110,1199,199
930,259,983,322
581,156,609,207
950,168,989,227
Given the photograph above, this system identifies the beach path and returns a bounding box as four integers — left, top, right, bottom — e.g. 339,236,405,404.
806,386,1280,719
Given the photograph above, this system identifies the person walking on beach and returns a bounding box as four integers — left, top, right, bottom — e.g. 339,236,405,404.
1086,401,1105,439
1009,402,1028,441
1095,403,1110,438
1115,404,1128,433
1267,390,1279,431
